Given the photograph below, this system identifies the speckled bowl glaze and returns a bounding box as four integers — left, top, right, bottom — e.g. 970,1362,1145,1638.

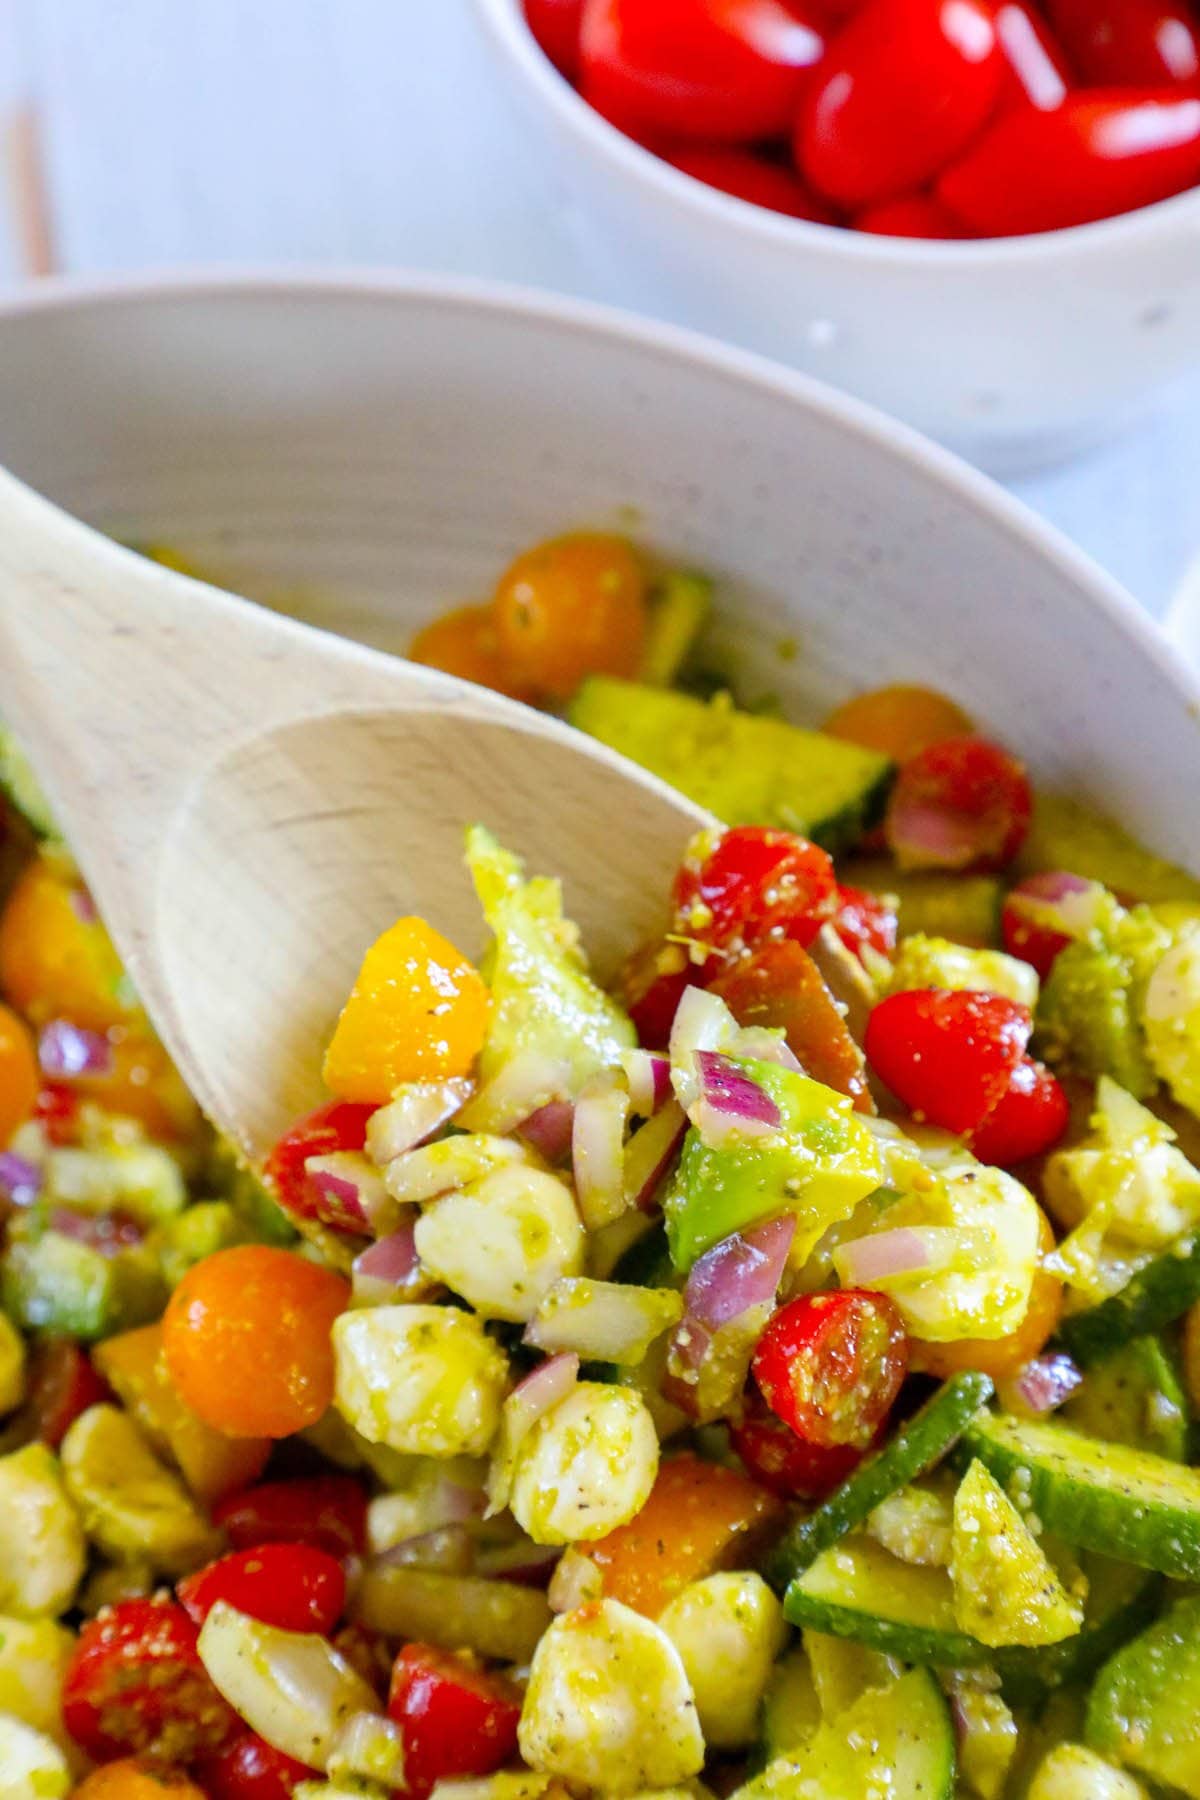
0,272,1194,864
472,0,1200,474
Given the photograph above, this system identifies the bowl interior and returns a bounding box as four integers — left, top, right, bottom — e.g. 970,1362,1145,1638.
0,278,1194,870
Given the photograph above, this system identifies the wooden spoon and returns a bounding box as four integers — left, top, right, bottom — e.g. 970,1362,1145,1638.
0,468,705,1159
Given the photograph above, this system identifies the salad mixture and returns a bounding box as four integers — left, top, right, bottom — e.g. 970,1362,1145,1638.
3,534,1200,1799
520,0,1200,238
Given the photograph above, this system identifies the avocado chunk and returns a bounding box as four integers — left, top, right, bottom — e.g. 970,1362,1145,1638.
841,859,1002,947
458,826,635,1130
1,1213,165,1342
663,1060,881,1271
950,1460,1083,1648
1036,906,1170,1098
1020,794,1200,905
1087,1594,1200,1795
889,934,1038,1009
568,679,892,855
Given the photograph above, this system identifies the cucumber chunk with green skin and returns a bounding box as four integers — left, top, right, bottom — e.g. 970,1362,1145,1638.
841,860,1003,947
1060,1335,1189,1461
568,678,893,855
736,1665,954,1800
784,1535,1159,1702
764,1372,994,1588
663,1063,882,1272
1019,795,1200,906
962,1410,1200,1579
1055,1230,1200,1365
1086,1594,1200,1797
638,572,712,687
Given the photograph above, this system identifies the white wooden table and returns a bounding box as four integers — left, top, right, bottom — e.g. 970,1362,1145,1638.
1,0,1196,621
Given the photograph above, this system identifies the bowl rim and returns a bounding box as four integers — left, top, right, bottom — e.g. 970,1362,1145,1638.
0,264,1192,714
473,0,1200,264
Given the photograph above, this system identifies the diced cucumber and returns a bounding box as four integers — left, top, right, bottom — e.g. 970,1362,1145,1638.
0,726,57,839
1,1219,165,1342
60,1403,220,1576
568,678,893,854
639,572,712,687
1035,914,1169,1100
0,1615,74,1741
784,1535,1158,1700
1060,1335,1189,1460
839,859,1003,947
759,1644,822,1761
1019,795,1200,906
736,1666,954,1800
1056,1229,1200,1364
0,1445,85,1618
1086,1594,1200,1797
1026,1744,1150,1800
765,1372,993,1586
784,1535,987,1666
802,1630,899,1720
963,1410,1200,1579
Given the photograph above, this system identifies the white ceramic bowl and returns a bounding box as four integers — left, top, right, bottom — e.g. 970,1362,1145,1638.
472,0,1200,473
0,271,1194,872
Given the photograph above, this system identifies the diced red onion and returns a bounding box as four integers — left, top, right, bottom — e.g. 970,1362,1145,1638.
621,1050,673,1119
691,1050,781,1149
351,1220,435,1304
572,1070,631,1231
887,799,987,872
70,887,99,924
524,1278,682,1362
304,1151,395,1235
684,1214,796,1333
669,986,739,1110
364,1078,473,1166
372,1525,474,1575
733,1028,803,1072
997,1352,1083,1417
0,1151,42,1206
38,1020,113,1079
622,1098,687,1212
835,1227,933,1287
462,1050,573,1135
518,1100,576,1165
47,1205,143,1254
506,1353,579,1447
1008,872,1109,940
663,1215,795,1420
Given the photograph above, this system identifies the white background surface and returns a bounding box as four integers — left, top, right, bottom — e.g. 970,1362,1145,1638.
0,0,1196,619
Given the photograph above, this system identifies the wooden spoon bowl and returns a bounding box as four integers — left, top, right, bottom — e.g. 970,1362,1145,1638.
0,469,705,1158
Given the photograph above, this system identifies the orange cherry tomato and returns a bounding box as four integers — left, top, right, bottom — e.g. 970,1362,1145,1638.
323,916,491,1103
492,531,648,701
823,683,973,762
65,1026,199,1142
911,1208,1062,1380
409,603,535,703
163,1246,349,1438
0,1002,38,1142
0,853,137,1030
72,1762,208,1800
580,1452,782,1617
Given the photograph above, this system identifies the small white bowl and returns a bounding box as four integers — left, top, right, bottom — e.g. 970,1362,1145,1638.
0,270,1194,869
473,0,1200,473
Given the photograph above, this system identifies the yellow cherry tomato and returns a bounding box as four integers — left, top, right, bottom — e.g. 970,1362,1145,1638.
72,1760,207,1800
492,531,648,702
823,684,973,763
0,853,136,1031
0,1002,38,1142
323,915,490,1103
409,602,535,702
